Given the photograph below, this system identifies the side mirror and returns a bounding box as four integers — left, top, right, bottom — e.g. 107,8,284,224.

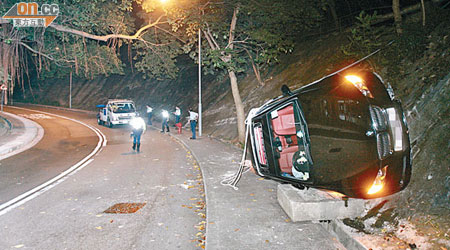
281,84,293,96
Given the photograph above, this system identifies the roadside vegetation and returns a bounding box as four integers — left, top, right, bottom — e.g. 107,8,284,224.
339,4,449,249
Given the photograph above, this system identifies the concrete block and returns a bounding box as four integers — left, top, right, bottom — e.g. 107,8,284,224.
277,184,365,222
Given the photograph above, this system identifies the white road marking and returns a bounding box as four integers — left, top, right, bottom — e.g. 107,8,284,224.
0,106,107,216
17,113,54,120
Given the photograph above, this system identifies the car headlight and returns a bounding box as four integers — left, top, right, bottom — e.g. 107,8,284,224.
130,117,145,129
345,75,374,98
368,166,387,195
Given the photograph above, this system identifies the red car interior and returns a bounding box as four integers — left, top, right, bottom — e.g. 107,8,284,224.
271,105,298,174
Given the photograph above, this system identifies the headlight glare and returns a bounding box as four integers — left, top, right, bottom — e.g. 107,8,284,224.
368,166,388,195
345,75,374,98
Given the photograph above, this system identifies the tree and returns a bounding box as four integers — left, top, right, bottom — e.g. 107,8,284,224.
0,0,187,101
1,0,325,143
183,0,325,143
392,0,403,34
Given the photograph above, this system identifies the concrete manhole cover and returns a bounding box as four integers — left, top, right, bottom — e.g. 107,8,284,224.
104,203,147,214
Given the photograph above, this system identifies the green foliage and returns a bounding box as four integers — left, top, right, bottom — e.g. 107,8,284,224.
2,0,327,89
1,0,189,86
133,33,183,80
184,0,326,78
381,7,450,85
342,11,384,57
341,5,450,94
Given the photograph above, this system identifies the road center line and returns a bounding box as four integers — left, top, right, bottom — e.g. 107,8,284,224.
0,106,107,216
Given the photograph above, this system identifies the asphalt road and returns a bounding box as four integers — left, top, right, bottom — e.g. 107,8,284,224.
0,105,204,249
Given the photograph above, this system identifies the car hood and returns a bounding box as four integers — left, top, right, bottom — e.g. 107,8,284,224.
297,77,379,184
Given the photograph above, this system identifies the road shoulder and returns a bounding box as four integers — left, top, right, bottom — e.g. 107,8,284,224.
0,111,44,161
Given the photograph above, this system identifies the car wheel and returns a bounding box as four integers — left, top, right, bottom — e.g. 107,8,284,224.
97,117,103,125
108,118,113,128
292,184,306,190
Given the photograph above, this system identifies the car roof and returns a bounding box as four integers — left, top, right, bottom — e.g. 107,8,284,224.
107,99,134,103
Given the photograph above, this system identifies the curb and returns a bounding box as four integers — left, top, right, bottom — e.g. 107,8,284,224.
151,126,211,250
322,220,368,250
0,114,12,130
161,126,367,250
0,114,12,136
0,111,44,161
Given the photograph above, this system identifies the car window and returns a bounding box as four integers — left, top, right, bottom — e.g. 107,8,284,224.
111,103,135,113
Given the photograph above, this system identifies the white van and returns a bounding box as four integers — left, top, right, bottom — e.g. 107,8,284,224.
97,99,137,128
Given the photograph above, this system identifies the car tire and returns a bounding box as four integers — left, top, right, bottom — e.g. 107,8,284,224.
108,118,113,128
97,117,103,125
292,184,306,190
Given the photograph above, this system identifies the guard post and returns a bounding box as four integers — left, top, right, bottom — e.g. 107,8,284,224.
0,84,7,112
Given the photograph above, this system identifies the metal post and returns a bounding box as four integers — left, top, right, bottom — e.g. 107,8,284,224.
69,70,72,109
198,28,202,137
1,90,3,112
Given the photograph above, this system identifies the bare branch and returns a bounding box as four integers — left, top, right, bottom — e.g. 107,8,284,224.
227,6,239,50
202,28,218,50
226,37,249,49
154,25,187,44
244,48,263,86
48,15,165,42
18,41,75,64
205,23,220,50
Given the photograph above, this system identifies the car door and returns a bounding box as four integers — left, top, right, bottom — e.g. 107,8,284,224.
251,98,313,185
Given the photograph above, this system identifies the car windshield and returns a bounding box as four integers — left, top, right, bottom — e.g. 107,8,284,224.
111,103,135,113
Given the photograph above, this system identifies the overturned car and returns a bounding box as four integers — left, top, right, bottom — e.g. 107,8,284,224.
248,69,411,199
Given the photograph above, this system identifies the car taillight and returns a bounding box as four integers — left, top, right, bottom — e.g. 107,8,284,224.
254,125,267,165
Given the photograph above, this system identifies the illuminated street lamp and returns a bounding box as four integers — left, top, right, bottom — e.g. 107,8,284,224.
198,28,202,137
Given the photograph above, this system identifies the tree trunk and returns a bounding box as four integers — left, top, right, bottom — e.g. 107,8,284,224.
392,0,403,35
251,61,263,86
421,0,426,26
228,70,246,143
1,42,10,105
328,0,340,31
245,49,263,86
226,6,246,143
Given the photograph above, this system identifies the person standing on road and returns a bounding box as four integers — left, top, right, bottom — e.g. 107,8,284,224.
130,116,146,152
173,106,181,124
188,108,199,140
146,105,153,125
161,109,170,133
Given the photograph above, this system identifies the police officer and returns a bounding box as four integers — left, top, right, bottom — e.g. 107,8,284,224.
161,109,170,133
146,105,153,125
130,116,146,152
173,106,181,124
188,108,199,139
